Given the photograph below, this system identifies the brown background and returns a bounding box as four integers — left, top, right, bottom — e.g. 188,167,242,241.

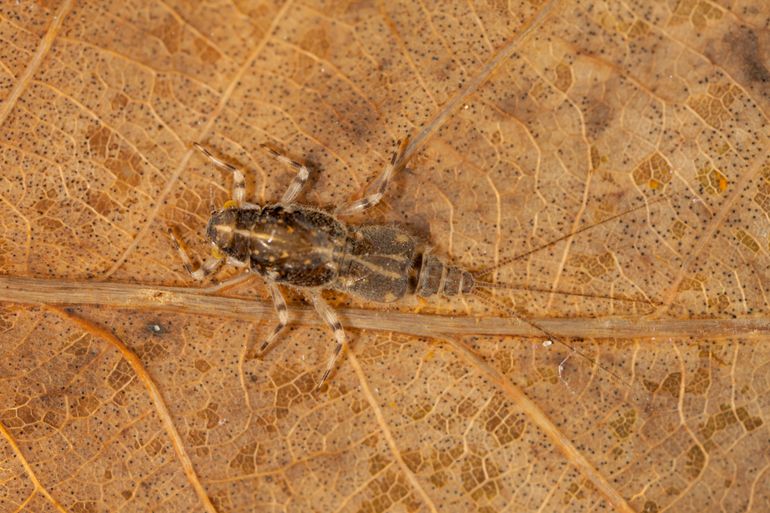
1,1,769,512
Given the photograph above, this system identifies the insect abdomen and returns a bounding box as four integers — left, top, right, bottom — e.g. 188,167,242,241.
334,225,416,302
414,252,474,297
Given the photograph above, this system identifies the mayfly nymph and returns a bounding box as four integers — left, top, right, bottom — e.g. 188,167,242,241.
171,137,610,388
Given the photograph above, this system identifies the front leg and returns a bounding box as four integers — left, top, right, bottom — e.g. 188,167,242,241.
261,143,311,205
168,226,224,281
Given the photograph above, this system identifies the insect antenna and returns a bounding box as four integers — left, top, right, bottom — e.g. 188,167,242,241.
476,192,675,279
209,185,216,214
469,287,636,392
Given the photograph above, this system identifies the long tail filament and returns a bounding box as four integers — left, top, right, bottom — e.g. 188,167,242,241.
469,287,635,392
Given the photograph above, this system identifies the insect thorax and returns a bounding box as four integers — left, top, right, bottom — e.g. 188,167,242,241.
206,205,347,287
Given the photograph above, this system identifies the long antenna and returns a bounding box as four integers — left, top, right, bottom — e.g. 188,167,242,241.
476,191,674,278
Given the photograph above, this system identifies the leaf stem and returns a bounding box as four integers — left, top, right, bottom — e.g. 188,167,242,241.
1,276,767,339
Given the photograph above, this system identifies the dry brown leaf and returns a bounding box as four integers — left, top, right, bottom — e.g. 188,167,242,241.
1,1,769,512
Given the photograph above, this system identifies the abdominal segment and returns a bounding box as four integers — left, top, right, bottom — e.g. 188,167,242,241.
414,252,475,297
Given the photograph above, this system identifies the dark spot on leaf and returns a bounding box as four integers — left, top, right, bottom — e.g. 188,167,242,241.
723,26,770,85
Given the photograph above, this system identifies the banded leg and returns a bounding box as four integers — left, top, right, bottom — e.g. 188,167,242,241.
336,136,410,215
259,282,290,353
168,226,224,281
261,143,310,205
310,292,347,388
193,142,246,206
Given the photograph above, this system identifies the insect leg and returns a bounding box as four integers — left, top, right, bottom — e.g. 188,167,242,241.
309,292,347,388
336,136,410,215
259,282,290,353
260,144,310,205
168,226,224,281
193,143,246,206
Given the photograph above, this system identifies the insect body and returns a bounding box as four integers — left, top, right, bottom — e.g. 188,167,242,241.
172,138,476,387
207,204,474,302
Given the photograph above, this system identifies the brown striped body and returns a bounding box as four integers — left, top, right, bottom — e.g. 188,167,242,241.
207,205,346,287
206,205,475,302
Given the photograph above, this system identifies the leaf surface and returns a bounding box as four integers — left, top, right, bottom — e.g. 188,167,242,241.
1,1,769,512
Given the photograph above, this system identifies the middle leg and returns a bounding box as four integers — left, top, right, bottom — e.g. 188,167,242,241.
258,281,290,353
308,291,348,388
336,136,410,215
